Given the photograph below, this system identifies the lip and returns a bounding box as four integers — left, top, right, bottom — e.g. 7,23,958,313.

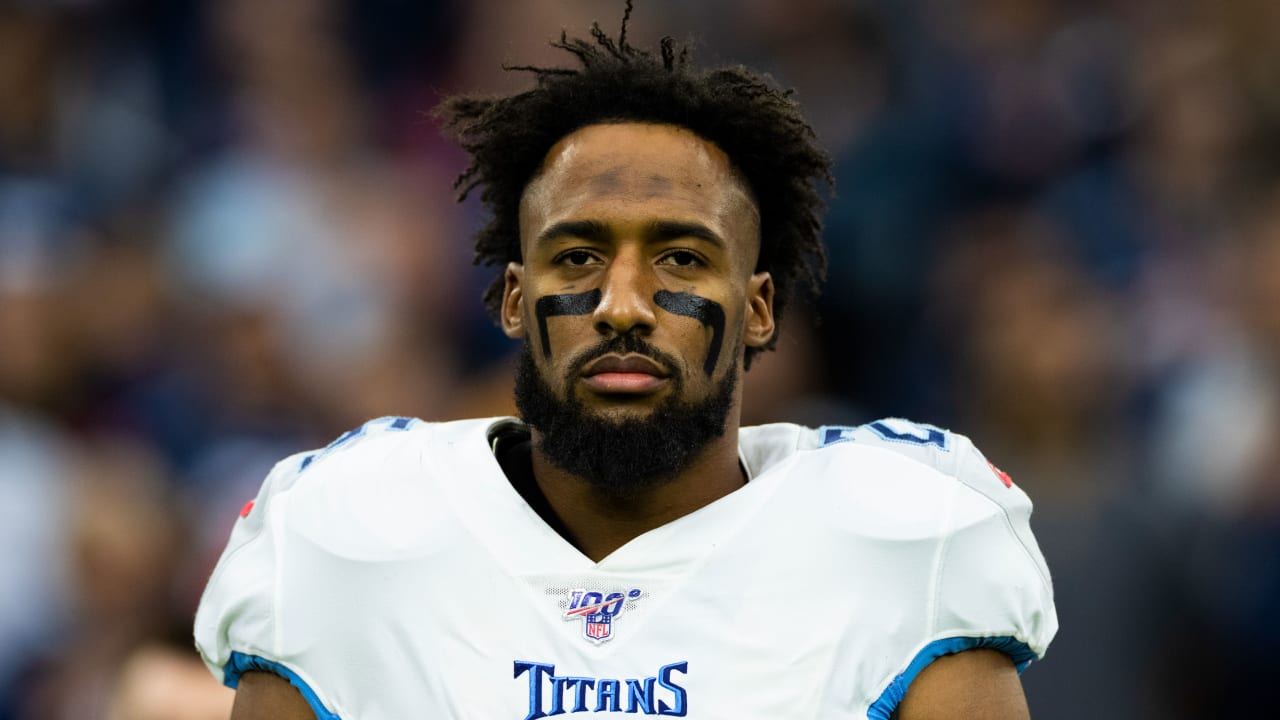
579,354,671,395
583,354,670,377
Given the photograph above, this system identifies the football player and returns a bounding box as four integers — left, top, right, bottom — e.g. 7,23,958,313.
195,5,1056,718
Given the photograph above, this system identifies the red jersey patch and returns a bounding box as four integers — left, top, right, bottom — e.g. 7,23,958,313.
239,499,255,518
987,461,1014,488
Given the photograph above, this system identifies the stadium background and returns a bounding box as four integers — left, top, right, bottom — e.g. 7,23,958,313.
2,0,1277,717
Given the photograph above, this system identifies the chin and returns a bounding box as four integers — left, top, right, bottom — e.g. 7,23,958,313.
515,343,739,491
581,388,671,404
578,399,661,423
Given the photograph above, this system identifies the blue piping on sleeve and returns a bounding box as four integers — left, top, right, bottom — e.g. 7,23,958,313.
866,635,1037,720
224,651,342,720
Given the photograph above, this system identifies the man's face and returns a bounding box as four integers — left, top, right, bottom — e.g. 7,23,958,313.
501,122,776,492
502,122,775,423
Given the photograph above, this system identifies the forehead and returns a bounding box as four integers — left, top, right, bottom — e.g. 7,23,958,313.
518,123,759,251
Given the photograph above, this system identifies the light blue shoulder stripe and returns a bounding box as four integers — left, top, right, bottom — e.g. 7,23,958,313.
224,652,342,720
866,635,1037,720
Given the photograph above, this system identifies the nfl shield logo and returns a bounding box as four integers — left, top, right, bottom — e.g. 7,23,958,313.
584,613,612,640
558,586,642,644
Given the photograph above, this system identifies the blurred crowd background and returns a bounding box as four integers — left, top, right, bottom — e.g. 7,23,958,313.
2,0,1278,717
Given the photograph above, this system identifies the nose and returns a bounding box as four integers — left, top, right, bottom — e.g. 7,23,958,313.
592,250,657,337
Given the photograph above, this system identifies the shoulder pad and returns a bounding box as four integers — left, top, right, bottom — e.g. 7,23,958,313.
814,417,1019,501
815,417,1050,594
235,416,429,533
296,416,425,473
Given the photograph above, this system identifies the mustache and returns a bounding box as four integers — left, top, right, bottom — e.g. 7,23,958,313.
565,333,682,380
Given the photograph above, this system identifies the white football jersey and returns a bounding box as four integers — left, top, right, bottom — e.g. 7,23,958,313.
195,416,1056,719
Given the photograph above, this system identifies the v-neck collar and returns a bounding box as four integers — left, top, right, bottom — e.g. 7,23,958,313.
430,418,791,578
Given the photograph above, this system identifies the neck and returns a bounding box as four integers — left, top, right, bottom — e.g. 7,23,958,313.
529,426,746,562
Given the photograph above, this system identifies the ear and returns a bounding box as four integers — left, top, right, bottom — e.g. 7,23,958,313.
744,272,776,348
501,263,526,339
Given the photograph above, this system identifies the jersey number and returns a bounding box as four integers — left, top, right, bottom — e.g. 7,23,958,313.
299,416,417,470
866,420,947,449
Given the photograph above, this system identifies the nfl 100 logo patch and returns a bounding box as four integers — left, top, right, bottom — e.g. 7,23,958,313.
550,587,644,644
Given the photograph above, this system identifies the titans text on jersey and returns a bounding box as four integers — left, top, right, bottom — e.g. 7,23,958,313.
514,660,688,719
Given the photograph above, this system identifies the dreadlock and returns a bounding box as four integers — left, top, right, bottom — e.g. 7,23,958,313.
436,1,832,367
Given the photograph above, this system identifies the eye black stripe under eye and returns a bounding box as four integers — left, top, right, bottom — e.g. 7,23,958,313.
535,290,602,358
653,290,725,377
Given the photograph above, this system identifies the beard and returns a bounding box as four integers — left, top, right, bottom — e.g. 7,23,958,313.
514,334,738,499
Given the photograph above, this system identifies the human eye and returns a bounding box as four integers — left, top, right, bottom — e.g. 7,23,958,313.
555,249,600,267
657,249,705,268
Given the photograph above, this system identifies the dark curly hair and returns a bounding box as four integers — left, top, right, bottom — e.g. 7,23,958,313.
436,1,832,367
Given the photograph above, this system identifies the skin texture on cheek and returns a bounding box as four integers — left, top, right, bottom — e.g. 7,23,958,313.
534,289,602,359
653,290,726,377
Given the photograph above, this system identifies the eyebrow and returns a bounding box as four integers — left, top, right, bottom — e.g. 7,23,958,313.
535,219,725,249
536,220,609,246
648,220,724,249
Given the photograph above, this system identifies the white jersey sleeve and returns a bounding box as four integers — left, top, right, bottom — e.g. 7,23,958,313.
192,446,328,709
193,416,425,719
811,418,1057,717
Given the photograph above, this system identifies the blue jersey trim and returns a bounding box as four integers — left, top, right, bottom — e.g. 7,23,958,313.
224,652,342,720
866,636,1037,720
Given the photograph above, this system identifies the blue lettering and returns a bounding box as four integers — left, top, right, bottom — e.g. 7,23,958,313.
549,676,573,716
567,677,594,713
514,661,556,720
595,679,622,712
625,677,656,714
657,662,688,716
515,661,688,717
